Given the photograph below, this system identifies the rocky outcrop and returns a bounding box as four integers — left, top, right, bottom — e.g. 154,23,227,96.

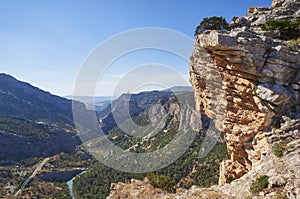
236,0,300,28
214,116,300,198
108,179,233,199
190,0,300,187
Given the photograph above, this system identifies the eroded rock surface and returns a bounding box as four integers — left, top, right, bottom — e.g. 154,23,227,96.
190,0,300,185
108,179,233,199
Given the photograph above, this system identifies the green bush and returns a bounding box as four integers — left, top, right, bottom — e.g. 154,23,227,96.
273,143,286,157
262,18,300,40
253,85,259,94
226,176,235,183
195,16,228,35
250,175,269,194
147,173,175,192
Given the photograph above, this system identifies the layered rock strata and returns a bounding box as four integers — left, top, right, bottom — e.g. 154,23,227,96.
190,0,300,184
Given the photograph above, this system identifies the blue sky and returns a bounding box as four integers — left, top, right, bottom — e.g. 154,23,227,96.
0,0,271,96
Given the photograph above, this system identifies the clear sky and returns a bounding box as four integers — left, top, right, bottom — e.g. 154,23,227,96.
0,0,271,97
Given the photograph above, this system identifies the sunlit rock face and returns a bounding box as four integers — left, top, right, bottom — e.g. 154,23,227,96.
190,0,300,186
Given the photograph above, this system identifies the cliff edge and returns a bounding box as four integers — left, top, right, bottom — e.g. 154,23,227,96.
190,0,300,197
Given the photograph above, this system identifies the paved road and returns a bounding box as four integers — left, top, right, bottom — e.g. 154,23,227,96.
14,157,50,197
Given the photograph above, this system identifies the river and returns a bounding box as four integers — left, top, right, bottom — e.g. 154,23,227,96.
67,170,89,199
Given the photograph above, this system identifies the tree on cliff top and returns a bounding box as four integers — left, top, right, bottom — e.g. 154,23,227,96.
195,16,228,36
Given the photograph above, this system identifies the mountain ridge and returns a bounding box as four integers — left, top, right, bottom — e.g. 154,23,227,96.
0,73,85,165
0,73,77,127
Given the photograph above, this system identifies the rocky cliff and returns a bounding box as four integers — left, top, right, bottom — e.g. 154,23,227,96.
108,0,300,198
190,0,300,186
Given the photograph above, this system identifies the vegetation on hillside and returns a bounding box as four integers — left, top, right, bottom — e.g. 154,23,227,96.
48,149,94,169
0,116,50,137
0,116,81,165
250,175,269,194
0,74,77,130
262,18,300,40
73,92,229,198
1,147,94,198
0,166,31,196
21,179,71,199
273,143,286,157
73,164,144,199
73,132,229,198
147,173,176,192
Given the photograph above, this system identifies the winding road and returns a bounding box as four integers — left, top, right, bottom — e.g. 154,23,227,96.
14,157,50,197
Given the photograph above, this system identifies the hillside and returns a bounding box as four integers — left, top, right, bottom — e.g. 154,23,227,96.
0,74,87,164
98,91,174,134
0,74,93,198
0,73,75,128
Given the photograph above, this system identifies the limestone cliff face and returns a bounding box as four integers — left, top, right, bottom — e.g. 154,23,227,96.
107,0,300,198
190,0,300,185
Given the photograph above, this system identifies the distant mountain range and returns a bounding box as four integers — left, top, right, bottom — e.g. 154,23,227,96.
97,86,194,134
66,86,193,103
65,95,114,111
98,91,174,134
65,95,114,103
164,86,194,92
65,86,193,112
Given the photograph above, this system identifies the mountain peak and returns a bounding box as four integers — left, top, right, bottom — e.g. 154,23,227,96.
0,73,18,80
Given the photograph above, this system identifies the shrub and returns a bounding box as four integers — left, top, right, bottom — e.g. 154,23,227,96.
253,85,259,94
147,173,175,192
195,16,229,35
273,143,286,157
286,38,300,51
226,176,235,183
261,18,300,40
250,175,269,194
